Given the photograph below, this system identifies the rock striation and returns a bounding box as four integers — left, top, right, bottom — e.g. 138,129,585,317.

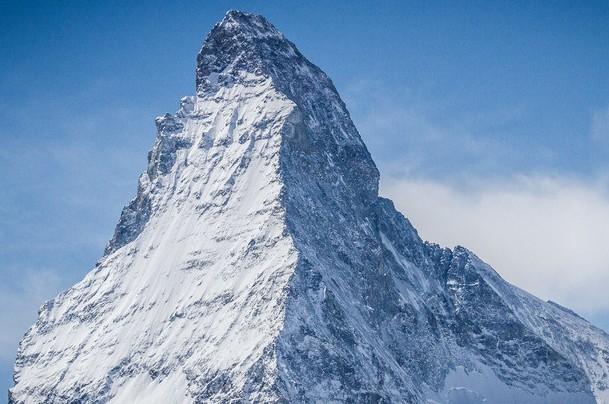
11,10,609,404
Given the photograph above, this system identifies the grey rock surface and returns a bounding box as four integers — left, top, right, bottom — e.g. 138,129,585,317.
10,10,609,404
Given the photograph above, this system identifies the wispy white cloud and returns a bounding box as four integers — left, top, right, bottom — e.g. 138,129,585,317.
344,77,609,324
381,175,609,316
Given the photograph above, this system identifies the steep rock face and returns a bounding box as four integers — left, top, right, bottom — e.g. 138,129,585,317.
11,10,609,404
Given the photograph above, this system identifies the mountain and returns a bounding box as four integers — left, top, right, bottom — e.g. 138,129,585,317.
10,10,609,404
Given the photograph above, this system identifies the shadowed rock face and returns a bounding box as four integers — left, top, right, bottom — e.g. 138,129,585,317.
10,10,609,404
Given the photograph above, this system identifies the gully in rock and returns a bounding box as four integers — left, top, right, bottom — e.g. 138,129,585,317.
10,10,609,404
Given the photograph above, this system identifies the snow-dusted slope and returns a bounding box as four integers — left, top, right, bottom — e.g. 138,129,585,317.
11,10,609,404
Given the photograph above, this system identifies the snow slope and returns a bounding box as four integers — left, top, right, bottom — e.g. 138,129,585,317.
10,10,609,404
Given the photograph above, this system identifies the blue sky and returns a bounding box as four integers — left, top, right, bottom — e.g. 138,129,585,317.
2,1,609,399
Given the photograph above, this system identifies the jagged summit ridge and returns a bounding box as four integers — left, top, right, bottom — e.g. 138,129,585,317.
220,10,282,38
11,10,609,404
196,10,293,90
103,10,377,259
195,12,366,146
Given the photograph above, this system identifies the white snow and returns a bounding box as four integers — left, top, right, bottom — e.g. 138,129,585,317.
11,72,300,402
10,10,609,404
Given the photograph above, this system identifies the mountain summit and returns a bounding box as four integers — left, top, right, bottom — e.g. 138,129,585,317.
10,11,609,404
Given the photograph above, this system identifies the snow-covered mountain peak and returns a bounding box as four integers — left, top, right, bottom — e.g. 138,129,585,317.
10,10,609,404
196,10,292,91
195,11,365,147
218,10,282,40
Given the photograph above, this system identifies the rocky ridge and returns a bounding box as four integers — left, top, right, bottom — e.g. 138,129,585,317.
10,10,609,404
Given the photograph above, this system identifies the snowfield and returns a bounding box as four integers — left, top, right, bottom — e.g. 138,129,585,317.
10,10,609,404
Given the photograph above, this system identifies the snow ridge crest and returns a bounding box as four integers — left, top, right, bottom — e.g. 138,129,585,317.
10,10,609,404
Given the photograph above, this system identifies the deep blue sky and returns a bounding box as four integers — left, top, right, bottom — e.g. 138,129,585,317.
2,1,609,399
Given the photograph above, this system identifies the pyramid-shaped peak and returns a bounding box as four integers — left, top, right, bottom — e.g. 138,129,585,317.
195,10,308,94
12,11,609,404
217,10,282,39
194,9,378,195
